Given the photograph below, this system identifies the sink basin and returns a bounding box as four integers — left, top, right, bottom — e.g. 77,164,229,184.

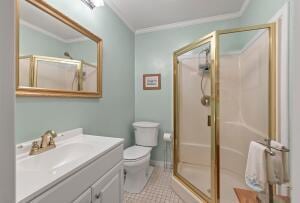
18,143,95,173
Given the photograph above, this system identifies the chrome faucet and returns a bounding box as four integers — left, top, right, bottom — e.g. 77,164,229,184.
29,130,57,155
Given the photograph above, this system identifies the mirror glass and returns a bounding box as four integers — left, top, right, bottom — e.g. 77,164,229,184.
18,0,101,97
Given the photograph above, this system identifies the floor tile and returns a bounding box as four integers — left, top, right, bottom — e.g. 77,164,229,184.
124,167,183,203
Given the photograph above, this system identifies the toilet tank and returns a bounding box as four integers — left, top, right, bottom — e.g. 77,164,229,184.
133,122,160,147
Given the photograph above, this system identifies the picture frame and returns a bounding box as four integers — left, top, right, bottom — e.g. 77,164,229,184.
143,74,161,90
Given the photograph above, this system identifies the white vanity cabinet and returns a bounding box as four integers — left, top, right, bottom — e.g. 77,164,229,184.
73,189,92,203
73,161,123,203
28,143,124,203
91,162,123,203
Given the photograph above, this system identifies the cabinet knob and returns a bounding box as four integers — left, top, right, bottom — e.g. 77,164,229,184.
95,192,102,199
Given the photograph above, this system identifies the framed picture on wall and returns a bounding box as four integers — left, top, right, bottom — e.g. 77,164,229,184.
143,74,161,90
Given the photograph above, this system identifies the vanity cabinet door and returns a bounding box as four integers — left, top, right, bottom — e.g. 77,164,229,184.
91,162,123,203
73,189,92,203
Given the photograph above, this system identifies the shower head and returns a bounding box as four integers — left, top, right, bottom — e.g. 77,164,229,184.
64,52,73,59
198,47,211,73
199,46,211,107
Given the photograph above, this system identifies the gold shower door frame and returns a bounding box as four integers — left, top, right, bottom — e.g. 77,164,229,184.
173,23,276,203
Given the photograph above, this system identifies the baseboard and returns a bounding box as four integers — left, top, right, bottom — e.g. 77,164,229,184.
150,160,172,168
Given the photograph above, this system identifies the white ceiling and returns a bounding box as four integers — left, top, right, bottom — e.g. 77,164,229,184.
20,0,249,36
105,0,249,32
20,0,85,42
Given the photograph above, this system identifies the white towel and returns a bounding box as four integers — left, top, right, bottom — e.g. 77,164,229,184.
245,141,268,192
267,141,290,184
266,148,282,184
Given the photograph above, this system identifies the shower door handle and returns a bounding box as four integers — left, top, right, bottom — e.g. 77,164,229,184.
207,115,211,127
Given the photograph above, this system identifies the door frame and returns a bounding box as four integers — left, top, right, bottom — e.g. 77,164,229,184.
173,22,277,203
173,31,218,203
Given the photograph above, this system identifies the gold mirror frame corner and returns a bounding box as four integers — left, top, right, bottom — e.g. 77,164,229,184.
173,22,277,203
16,0,103,98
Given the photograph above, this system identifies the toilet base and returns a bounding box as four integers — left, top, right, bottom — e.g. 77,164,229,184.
125,166,154,193
147,166,154,182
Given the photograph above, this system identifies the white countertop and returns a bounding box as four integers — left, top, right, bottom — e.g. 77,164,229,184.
16,128,124,203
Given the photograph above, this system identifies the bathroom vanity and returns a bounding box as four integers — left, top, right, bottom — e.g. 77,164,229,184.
16,129,124,203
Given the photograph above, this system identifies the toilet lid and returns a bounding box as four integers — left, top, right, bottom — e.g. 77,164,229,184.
124,146,151,160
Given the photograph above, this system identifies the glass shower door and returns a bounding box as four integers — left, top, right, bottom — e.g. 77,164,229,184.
173,23,277,203
173,34,218,203
217,24,277,203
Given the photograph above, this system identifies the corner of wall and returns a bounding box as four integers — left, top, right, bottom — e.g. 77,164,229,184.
289,0,300,201
0,0,16,202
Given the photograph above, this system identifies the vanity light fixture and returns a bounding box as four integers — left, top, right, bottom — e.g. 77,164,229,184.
81,0,104,9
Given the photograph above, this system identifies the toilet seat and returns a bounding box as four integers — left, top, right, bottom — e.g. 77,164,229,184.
124,145,152,161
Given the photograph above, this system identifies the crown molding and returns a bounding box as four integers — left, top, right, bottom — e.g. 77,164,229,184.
135,12,241,34
104,0,135,32
65,37,89,43
135,0,251,34
20,20,88,43
20,20,67,42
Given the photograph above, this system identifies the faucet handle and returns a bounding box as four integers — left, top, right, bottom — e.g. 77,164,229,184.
49,136,56,147
45,130,57,138
32,141,39,148
29,141,40,155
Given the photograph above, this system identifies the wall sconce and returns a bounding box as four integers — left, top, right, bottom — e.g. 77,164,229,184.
81,0,104,9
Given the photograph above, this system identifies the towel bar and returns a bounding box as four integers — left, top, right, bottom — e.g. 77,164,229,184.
257,139,290,156
256,139,290,203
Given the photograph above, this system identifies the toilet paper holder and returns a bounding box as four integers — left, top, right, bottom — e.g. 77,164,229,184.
163,132,173,170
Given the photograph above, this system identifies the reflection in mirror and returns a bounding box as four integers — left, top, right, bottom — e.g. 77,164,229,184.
219,28,271,203
17,0,102,97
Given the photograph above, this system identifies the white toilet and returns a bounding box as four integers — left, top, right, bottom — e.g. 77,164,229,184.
123,121,160,193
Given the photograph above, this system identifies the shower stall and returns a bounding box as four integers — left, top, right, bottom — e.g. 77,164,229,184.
173,23,277,203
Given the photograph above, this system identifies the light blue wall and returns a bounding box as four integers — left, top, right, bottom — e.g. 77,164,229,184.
67,40,97,64
237,0,288,48
20,23,97,64
135,19,240,161
135,0,288,161
16,1,135,147
20,24,66,58
240,0,288,25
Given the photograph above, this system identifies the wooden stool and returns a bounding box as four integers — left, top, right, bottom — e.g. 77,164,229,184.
234,188,290,203
234,188,259,203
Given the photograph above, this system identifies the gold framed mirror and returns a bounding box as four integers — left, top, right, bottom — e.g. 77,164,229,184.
16,0,103,98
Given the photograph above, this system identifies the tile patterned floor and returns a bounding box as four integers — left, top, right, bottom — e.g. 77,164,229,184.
124,167,184,203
